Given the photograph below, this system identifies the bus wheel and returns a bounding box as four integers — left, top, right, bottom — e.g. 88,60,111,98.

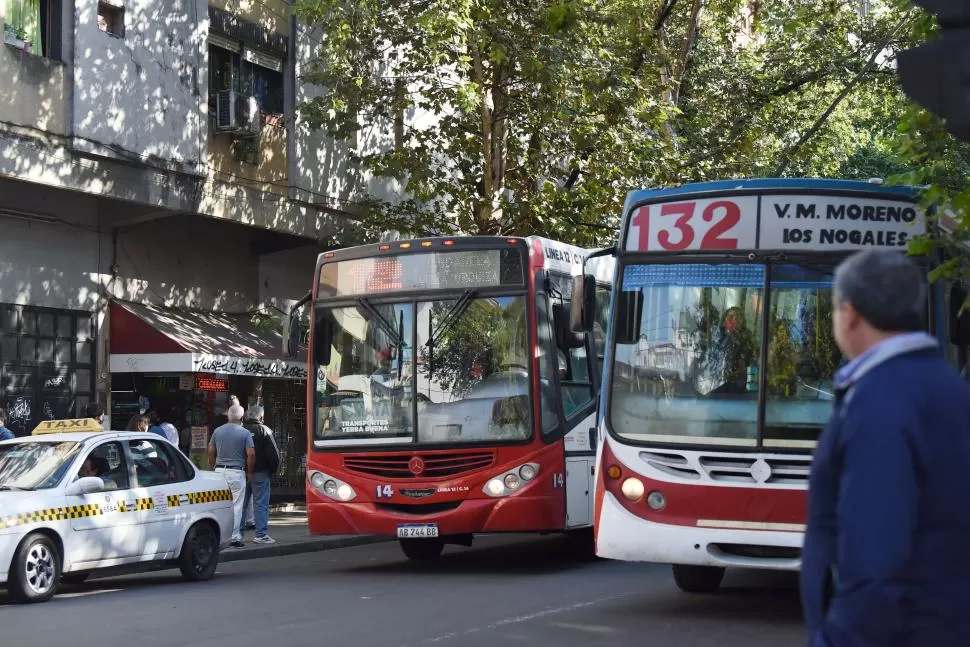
672,565,725,593
400,538,444,561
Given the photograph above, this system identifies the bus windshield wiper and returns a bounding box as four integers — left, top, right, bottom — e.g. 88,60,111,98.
430,288,478,348
356,298,405,348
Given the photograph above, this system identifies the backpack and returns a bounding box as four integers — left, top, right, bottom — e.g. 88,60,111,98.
245,421,281,475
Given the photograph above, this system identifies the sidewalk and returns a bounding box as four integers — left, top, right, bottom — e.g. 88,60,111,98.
220,512,387,563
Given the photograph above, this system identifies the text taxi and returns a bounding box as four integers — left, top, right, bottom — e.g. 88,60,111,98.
0,418,235,603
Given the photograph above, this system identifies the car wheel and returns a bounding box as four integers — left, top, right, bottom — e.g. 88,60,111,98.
9,533,61,603
400,538,444,561
672,564,726,593
179,522,219,581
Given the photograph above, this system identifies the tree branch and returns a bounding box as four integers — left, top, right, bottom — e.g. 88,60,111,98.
773,9,913,177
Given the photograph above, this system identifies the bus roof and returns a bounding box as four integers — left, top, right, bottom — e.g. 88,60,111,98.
623,178,920,210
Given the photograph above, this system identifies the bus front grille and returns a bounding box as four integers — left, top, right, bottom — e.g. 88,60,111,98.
376,501,463,515
343,451,495,479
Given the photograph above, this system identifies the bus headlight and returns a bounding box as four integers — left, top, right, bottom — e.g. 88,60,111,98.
483,463,540,497
621,477,645,502
310,472,326,490
646,490,666,511
309,470,356,502
336,484,355,501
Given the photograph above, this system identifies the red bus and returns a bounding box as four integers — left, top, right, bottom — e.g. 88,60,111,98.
286,235,614,559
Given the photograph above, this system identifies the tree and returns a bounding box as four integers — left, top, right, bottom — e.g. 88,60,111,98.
296,0,919,244
888,2,970,292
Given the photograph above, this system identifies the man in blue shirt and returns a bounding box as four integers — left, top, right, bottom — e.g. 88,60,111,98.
801,249,970,646
0,409,14,441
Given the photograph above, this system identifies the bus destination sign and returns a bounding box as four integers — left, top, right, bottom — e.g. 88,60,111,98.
319,248,524,298
625,194,925,253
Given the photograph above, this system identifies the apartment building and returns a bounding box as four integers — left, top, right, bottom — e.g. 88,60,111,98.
0,1,390,483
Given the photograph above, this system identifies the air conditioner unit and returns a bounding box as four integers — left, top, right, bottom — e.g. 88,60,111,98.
214,90,261,137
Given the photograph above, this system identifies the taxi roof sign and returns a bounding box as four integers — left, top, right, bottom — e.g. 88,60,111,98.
32,418,104,435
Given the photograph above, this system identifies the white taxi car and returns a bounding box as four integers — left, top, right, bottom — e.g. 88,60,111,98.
0,418,235,603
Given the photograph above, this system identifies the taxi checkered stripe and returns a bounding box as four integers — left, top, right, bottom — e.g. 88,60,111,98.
0,504,101,529
118,498,154,512
164,489,231,507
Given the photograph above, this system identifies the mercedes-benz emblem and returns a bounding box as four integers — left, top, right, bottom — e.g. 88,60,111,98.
408,456,425,476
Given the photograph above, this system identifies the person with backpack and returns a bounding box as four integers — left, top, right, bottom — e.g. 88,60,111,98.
240,404,281,544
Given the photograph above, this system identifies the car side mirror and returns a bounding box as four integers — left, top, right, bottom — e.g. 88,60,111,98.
615,291,644,344
552,303,585,351
314,312,334,366
281,308,302,359
65,476,105,496
569,275,595,333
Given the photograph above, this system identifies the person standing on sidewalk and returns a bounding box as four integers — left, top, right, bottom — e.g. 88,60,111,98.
208,404,254,548
240,404,280,545
801,249,970,647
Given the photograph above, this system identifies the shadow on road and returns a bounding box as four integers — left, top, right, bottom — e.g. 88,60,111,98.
339,535,596,576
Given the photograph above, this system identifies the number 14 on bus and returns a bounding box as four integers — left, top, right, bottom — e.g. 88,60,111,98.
629,197,758,252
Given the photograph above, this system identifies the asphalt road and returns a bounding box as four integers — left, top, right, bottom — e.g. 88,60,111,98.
0,535,805,647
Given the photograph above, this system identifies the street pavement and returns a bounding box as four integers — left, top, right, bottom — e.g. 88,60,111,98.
0,534,805,646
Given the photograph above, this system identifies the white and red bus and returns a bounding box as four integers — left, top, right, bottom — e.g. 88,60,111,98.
289,235,614,559
569,178,970,592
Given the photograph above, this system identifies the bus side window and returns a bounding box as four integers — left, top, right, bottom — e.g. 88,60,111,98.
553,276,596,420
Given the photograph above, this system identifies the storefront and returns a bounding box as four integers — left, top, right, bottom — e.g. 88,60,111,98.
107,301,309,493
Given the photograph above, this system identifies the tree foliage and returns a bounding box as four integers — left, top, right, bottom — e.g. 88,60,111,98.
296,0,919,245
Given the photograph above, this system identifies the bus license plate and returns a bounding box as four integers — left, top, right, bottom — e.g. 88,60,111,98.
397,524,439,539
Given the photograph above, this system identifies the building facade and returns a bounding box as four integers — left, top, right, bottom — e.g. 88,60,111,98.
1,0,394,487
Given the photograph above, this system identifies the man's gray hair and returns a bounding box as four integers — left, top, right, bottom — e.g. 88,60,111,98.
227,404,245,422
247,404,264,420
834,249,926,332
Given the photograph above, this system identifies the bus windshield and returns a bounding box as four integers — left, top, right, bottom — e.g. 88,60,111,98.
609,262,841,449
312,247,532,447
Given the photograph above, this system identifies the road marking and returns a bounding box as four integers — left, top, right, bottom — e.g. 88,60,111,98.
408,592,634,645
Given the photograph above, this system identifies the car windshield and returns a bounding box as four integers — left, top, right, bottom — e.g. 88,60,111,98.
609,263,841,449
313,295,531,446
0,441,81,490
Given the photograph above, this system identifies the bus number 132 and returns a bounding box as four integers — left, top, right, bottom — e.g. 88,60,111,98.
631,200,745,252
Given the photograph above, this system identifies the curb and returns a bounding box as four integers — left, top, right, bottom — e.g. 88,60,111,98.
219,535,389,563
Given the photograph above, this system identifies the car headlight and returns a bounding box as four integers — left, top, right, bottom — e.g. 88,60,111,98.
308,470,356,501
482,462,539,497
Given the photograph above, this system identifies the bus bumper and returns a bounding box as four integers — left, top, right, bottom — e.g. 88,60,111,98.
307,495,563,537
596,492,803,571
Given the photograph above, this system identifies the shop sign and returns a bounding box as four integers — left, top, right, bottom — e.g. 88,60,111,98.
196,375,230,392
192,354,308,379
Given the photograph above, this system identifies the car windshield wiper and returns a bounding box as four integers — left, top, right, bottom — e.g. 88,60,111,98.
0,485,27,491
356,298,405,348
430,288,478,348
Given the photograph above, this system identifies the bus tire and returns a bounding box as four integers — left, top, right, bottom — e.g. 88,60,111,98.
9,532,61,603
672,564,725,593
400,538,444,561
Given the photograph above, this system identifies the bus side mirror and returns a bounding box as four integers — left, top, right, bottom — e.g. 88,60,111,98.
314,314,334,366
949,284,970,345
282,309,302,359
553,303,585,350
615,291,643,345
569,275,595,333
